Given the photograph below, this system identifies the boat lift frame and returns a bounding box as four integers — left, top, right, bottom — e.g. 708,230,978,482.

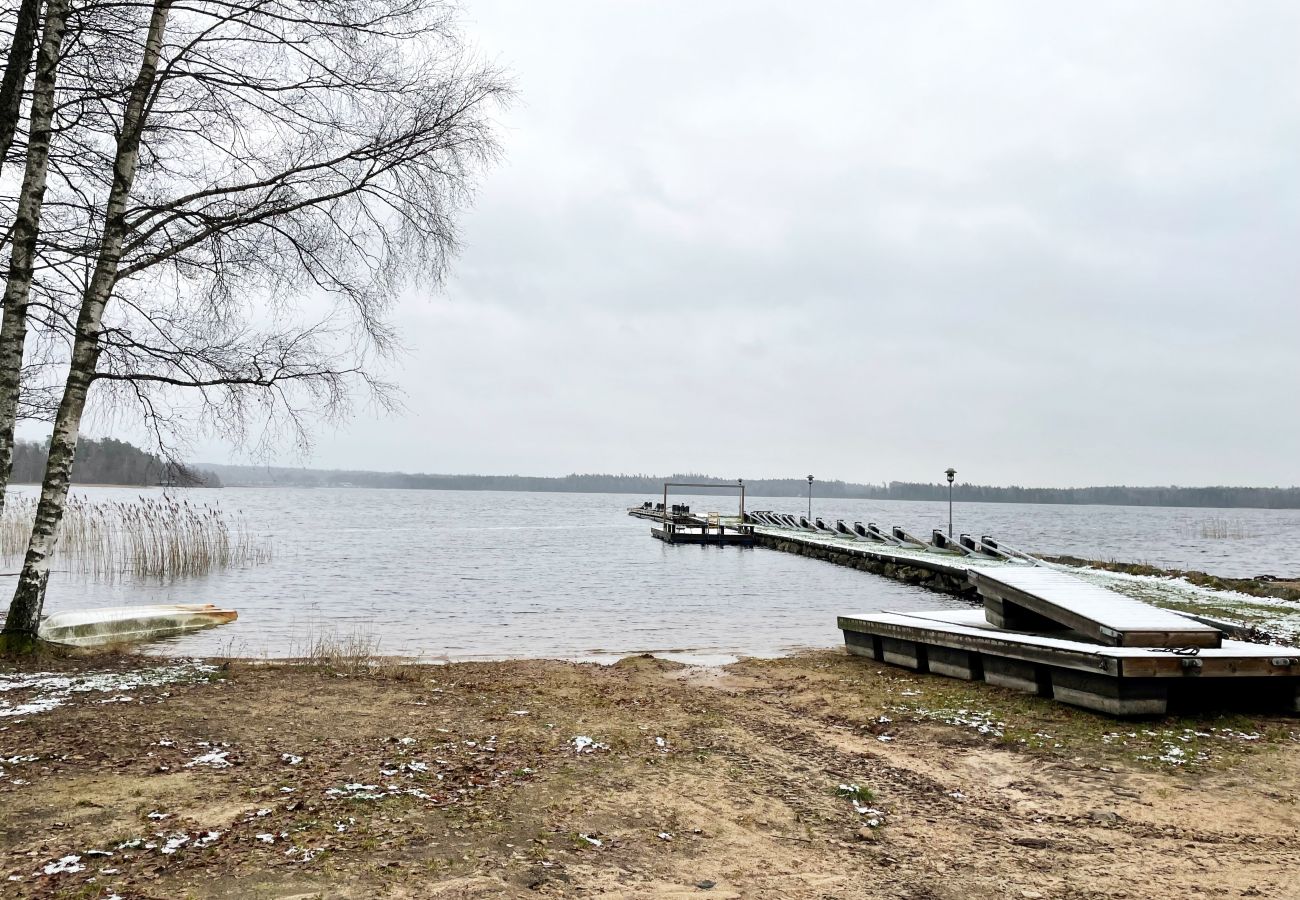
661,480,746,524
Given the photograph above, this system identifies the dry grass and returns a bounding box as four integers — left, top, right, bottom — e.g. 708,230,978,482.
0,495,272,580
288,628,382,671
4,652,1299,899
279,628,428,680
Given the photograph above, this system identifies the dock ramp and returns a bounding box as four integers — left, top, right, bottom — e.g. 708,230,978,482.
969,566,1222,649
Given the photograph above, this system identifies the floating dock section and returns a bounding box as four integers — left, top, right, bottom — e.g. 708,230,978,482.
651,521,756,547
840,570,1300,716
969,567,1223,648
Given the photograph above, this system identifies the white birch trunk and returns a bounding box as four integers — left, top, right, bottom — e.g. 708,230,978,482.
0,0,46,173
3,1,172,644
0,0,70,517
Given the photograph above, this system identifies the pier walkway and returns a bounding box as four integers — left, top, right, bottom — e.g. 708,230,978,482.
629,501,1300,715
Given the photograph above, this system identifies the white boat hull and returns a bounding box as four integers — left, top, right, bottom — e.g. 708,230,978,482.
38,604,239,647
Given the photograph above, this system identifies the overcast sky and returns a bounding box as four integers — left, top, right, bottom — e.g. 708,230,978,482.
188,2,1300,485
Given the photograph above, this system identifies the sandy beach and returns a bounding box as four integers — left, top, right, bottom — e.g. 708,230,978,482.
1,649,1298,898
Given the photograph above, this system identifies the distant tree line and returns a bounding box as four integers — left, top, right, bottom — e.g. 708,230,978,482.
199,466,1300,509
12,438,219,487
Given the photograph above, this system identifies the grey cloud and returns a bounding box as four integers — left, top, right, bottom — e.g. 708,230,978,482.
171,0,1300,486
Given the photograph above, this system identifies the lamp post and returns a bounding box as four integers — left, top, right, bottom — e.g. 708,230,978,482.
945,467,956,537
806,474,814,519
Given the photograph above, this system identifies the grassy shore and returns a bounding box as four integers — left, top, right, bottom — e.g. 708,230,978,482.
1045,556,1300,604
2,649,1298,899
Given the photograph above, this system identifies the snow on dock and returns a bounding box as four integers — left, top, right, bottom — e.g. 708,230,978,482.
837,608,1298,716
968,566,1223,648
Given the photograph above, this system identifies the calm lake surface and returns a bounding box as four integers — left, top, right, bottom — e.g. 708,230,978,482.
11,486,1300,661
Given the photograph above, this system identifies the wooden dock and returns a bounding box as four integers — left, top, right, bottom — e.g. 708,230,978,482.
627,502,698,524
969,567,1223,648
629,499,1300,716
839,608,1298,716
651,523,756,547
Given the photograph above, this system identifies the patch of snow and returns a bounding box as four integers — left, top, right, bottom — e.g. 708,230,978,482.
853,804,886,827
42,855,84,875
160,834,189,855
326,782,385,800
572,736,608,754
895,705,1005,738
285,846,322,863
185,750,231,768
0,665,216,720
0,697,62,718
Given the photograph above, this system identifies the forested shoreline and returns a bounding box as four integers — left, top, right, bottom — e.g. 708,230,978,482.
11,438,218,487
12,440,1296,508
200,464,1300,509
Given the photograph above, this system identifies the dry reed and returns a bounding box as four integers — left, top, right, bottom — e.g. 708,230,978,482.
1190,516,1258,541
0,495,272,580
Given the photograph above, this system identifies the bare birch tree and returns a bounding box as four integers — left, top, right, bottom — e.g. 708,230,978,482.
0,0,509,647
0,0,46,171
0,0,67,515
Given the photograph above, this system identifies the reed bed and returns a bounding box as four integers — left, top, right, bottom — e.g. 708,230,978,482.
1188,516,1259,541
0,495,272,580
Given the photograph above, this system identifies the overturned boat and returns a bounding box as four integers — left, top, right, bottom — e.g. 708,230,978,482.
38,604,238,647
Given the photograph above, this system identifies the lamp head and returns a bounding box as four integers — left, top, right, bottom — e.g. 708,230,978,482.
945,467,956,484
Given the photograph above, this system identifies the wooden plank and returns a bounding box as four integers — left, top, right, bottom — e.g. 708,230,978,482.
650,527,754,546
839,610,1299,679
968,567,1222,648
839,611,1121,677
753,527,983,578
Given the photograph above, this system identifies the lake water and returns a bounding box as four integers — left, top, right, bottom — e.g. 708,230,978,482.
9,486,1300,661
